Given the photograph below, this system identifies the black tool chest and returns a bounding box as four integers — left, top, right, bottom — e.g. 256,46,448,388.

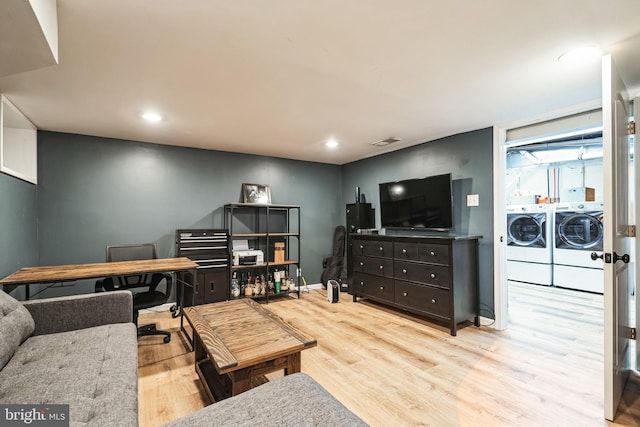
175,229,230,305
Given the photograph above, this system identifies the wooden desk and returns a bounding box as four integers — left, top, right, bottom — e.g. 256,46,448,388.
0,257,198,299
184,298,317,402
0,258,199,342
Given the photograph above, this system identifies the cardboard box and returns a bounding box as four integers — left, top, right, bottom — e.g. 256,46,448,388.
274,242,285,264
562,187,595,202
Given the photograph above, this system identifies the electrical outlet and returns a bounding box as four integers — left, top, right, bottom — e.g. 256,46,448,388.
467,194,479,207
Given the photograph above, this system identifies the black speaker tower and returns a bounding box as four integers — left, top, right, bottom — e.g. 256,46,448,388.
346,196,375,293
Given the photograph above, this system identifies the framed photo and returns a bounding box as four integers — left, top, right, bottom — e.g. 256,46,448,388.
242,183,271,204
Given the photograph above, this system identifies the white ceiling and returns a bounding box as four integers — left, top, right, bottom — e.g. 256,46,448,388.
1,0,639,165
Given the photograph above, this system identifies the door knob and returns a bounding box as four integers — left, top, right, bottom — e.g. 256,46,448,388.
614,252,630,264
590,252,603,261
591,252,630,264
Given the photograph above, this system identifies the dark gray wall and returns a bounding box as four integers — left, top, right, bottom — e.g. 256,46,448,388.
341,128,495,318
0,172,38,299
4,128,494,315
36,131,342,297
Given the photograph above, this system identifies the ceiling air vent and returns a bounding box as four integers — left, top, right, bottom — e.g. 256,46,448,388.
371,137,401,147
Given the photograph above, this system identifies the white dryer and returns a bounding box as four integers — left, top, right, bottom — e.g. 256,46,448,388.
553,201,604,293
506,204,553,286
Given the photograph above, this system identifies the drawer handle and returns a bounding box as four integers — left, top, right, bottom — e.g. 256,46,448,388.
430,273,436,279
379,265,384,270
379,246,384,252
360,262,364,266
430,251,436,257
359,245,364,249
360,281,364,286
403,292,408,297
402,248,407,254
402,268,407,274
431,298,437,304
379,286,384,290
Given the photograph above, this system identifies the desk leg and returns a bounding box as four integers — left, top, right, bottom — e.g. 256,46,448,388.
179,267,198,350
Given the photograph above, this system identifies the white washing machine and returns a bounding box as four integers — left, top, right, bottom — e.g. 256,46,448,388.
553,201,604,293
506,204,553,286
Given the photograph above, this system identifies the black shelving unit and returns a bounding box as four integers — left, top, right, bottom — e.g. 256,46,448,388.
224,203,301,302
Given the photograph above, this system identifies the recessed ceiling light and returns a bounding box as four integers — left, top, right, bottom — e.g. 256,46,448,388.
325,138,339,149
141,112,163,122
558,45,602,64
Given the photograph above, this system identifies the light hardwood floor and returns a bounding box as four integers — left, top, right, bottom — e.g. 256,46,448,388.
138,284,640,426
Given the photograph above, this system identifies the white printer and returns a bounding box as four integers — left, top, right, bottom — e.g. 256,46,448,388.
233,250,264,266
232,239,264,266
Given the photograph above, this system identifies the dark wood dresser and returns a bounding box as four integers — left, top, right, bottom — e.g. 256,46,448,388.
350,233,480,336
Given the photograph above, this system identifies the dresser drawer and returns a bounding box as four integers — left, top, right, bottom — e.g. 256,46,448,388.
353,256,394,278
352,240,393,258
395,261,450,288
353,272,395,300
417,243,449,265
394,242,419,261
395,281,450,320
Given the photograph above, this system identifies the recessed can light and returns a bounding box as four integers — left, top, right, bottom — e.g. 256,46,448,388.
325,138,339,149
558,45,601,63
141,112,163,122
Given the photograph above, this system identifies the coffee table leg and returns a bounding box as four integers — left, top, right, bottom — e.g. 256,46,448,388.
231,368,252,396
284,352,301,375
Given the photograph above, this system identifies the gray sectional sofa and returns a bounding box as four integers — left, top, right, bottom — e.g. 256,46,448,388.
0,289,367,426
0,289,138,426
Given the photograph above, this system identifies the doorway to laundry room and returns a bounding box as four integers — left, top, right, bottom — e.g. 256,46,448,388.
504,109,608,314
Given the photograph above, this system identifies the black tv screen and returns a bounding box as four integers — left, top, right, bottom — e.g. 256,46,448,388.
379,173,454,231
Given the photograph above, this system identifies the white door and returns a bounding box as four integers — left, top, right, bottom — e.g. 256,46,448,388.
601,54,633,421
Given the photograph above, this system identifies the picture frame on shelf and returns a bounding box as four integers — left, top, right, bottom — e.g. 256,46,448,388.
242,183,271,204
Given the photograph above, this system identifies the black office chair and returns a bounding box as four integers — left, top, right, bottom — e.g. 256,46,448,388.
95,243,172,343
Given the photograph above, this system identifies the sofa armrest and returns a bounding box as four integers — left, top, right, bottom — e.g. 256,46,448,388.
22,291,133,336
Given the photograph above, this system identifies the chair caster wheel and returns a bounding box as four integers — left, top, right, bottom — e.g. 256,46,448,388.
163,335,171,344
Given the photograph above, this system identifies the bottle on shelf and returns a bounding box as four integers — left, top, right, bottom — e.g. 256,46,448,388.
282,269,290,291
267,273,274,292
230,271,240,298
240,273,246,296
274,269,281,293
245,273,253,296
255,274,262,295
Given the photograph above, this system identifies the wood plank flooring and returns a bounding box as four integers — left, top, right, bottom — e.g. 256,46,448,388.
138,284,640,426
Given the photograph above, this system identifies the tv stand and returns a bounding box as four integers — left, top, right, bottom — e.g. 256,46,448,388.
349,233,479,336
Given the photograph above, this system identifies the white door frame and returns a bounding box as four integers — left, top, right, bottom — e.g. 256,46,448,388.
492,99,603,330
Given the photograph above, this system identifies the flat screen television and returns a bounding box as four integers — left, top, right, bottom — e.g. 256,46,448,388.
379,173,454,231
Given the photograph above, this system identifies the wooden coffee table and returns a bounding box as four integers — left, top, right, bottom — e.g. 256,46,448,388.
183,298,317,402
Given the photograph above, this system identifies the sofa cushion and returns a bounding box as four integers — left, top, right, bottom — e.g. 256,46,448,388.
0,322,138,427
162,373,368,427
0,290,35,369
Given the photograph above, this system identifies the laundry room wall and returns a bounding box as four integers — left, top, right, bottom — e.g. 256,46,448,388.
506,156,603,204
506,164,548,204
555,159,603,202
